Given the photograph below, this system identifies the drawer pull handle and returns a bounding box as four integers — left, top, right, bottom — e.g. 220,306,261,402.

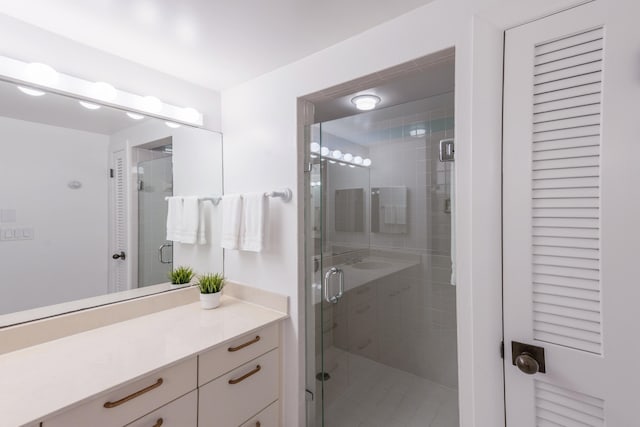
103,378,163,408
228,365,261,385
228,335,261,352
153,418,164,427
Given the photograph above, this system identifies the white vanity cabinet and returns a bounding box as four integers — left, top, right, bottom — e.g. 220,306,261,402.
198,323,280,427
43,357,197,427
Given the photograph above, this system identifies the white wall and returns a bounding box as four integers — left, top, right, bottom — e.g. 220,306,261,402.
0,13,222,131
221,0,587,425
0,116,109,314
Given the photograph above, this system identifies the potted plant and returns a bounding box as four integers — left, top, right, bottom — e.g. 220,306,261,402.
197,273,225,309
169,266,195,288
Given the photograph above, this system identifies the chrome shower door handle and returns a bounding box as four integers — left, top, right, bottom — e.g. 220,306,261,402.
158,243,173,264
324,267,344,304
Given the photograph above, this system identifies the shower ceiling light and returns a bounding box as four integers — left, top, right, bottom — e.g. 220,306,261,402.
351,94,381,111
17,86,45,96
79,101,101,110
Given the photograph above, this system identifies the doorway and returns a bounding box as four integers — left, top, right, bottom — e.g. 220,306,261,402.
304,57,458,425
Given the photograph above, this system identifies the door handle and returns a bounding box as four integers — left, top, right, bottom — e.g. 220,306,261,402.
112,251,126,260
324,267,344,304
511,341,546,374
158,243,173,264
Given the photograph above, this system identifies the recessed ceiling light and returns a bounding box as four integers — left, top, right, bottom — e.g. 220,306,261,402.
79,101,101,110
127,112,145,120
351,94,381,111
17,86,46,96
165,121,181,129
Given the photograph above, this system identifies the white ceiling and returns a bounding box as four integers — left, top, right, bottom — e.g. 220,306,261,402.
0,0,437,91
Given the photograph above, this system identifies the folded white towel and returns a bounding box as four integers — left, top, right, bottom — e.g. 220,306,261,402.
198,200,207,245
383,205,396,224
166,197,183,242
395,205,407,225
240,192,268,252
220,194,242,249
180,196,200,244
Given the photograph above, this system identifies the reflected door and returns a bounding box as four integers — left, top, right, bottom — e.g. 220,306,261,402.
137,156,173,287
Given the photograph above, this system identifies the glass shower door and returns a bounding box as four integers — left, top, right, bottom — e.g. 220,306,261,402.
137,156,173,287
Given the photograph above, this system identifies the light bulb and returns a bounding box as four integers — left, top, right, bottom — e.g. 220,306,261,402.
310,142,320,153
363,158,372,167
329,160,336,164
179,107,200,123
349,165,356,168
343,153,353,162
332,150,342,159
24,63,58,86
339,162,346,166
320,147,330,156
354,156,363,165
91,82,117,102
351,94,381,111
140,96,162,113
127,112,145,120
165,121,181,129
79,101,101,110
17,86,45,96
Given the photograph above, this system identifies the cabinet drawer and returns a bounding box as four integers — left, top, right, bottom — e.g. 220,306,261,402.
198,323,278,386
125,390,197,427
44,357,197,427
240,400,279,427
198,349,279,427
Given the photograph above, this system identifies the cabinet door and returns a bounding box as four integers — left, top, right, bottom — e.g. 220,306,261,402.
44,358,197,427
240,401,279,427
125,390,197,427
199,349,279,427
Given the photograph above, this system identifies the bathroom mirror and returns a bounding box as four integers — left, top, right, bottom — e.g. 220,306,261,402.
371,186,408,234
334,188,364,232
0,79,223,326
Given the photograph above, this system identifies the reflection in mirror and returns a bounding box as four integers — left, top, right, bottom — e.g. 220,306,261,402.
0,79,223,325
371,186,408,234
334,188,364,232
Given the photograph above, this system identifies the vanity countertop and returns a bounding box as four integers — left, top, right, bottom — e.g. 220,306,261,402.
0,296,287,427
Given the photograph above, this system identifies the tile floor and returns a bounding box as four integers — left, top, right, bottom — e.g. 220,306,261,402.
316,347,459,427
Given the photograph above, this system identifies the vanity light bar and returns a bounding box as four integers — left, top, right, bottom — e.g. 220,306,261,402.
0,55,203,127
309,143,371,168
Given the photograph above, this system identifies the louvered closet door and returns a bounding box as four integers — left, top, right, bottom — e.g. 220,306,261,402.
110,149,129,293
503,1,640,425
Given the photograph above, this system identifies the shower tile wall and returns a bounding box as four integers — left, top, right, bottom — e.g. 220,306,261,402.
323,101,457,389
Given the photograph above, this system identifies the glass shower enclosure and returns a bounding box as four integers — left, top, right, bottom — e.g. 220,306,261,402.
305,93,459,426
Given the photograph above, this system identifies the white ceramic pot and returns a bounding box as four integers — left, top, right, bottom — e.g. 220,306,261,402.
200,292,221,309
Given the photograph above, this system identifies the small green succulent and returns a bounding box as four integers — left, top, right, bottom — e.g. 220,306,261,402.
169,266,195,285
197,273,225,294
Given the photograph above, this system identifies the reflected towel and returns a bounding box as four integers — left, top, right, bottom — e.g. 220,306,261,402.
240,192,268,252
395,205,407,225
181,196,200,244
166,197,183,242
383,205,396,224
220,194,242,249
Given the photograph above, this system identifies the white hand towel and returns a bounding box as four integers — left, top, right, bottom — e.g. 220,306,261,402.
220,194,242,249
198,200,207,245
166,197,183,242
181,196,200,244
383,205,396,224
240,192,268,252
396,205,407,225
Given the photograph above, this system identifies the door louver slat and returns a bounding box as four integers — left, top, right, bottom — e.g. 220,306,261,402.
531,27,604,355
